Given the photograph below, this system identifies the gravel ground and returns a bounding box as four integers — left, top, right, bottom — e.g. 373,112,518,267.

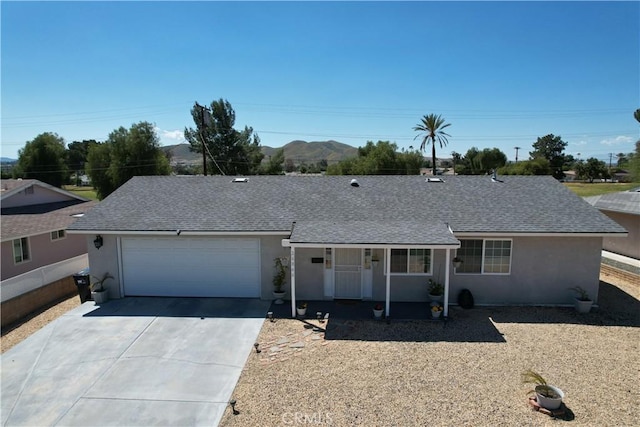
220,273,639,427
0,294,80,353
2,274,637,426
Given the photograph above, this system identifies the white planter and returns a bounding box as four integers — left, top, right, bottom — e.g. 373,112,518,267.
373,309,384,319
272,291,286,304
297,307,307,316
535,385,564,410
453,261,462,269
429,293,443,304
91,290,108,305
431,310,442,319
574,299,593,314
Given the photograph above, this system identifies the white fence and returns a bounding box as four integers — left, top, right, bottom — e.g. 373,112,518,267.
0,254,88,302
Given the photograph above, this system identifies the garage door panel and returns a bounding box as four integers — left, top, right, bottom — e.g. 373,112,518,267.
122,237,260,298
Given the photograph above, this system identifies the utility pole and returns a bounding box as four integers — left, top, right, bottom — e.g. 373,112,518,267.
195,102,208,176
514,146,521,163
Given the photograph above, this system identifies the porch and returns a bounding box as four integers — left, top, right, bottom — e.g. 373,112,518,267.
267,299,448,321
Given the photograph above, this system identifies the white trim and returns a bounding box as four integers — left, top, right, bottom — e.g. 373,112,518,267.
50,229,66,242
290,246,296,318
385,248,391,316
454,238,513,275
453,232,627,238
444,249,450,317
286,242,460,249
385,248,433,276
67,230,290,236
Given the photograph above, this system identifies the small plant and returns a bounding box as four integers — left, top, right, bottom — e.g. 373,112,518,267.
273,257,287,292
521,370,561,399
374,303,383,311
453,256,463,264
428,279,444,296
569,286,591,301
90,273,113,293
431,304,443,313
297,302,307,310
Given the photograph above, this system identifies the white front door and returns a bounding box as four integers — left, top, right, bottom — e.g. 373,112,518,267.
334,248,362,299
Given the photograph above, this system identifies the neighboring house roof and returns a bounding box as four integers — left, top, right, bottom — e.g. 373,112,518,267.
68,175,626,243
584,189,640,216
0,179,89,203
1,200,97,241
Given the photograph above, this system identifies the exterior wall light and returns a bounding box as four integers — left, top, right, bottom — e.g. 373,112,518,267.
94,235,103,249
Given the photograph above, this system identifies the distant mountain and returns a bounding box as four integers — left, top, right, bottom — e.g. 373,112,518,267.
1,157,17,163
163,140,358,166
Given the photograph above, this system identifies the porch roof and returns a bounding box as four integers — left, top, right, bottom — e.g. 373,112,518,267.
288,220,460,248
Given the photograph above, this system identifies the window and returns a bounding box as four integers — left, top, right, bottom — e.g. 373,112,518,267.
390,249,431,274
50,229,66,241
456,239,512,274
13,238,30,264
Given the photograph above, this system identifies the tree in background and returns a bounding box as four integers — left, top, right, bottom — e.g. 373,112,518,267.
530,134,568,180
260,148,285,175
184,99,263,175
575,157,610,183
456,147,507,175
86,122,170,199
413,114,451,175
15,132,69,187
498,158,551,176
67,139,97,185
326,141,423,175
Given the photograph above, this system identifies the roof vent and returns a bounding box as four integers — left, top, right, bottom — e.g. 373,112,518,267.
232,178,249,183
350,179,360,187
426,177,444,183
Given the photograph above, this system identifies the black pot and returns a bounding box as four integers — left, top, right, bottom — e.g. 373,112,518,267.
458,289,474,309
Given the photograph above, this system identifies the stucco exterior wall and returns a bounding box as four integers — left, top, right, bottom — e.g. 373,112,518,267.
1,184,74,208
600,211,639,259
2,233,88,280
291,248,325,300
260,235,290,300
448,236,602,305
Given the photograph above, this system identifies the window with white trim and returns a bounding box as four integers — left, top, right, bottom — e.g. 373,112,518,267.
13,237,30,264
455,239,512,274
50,229,66,241
390,249,431,274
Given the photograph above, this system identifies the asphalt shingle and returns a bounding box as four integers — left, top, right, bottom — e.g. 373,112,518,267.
68,175,627,236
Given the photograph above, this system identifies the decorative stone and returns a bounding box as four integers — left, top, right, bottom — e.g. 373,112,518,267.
269,346,282,353
289,341,305,348
276,337,289,345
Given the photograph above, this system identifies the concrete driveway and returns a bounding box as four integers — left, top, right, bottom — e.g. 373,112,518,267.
1,297,270,426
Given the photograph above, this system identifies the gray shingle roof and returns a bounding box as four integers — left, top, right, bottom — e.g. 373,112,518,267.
584,190,640,215
290,221,460,246
1,200,97,241
68,175,627,237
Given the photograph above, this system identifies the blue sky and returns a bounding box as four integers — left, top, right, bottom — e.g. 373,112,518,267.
2,1,638,163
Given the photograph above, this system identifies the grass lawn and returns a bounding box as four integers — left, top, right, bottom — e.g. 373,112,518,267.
63,185,99,200
564,182,639,197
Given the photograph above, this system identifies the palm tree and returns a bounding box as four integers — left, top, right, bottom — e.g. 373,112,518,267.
634,108,640,124
413,114,451,175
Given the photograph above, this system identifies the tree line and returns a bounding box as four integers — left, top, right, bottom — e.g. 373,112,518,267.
8,104,640,200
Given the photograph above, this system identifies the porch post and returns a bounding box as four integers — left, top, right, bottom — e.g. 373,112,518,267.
290,247,296,318
444,248,451,317
385,247,391,317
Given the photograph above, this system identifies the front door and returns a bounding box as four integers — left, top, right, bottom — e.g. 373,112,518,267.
334,248,362,299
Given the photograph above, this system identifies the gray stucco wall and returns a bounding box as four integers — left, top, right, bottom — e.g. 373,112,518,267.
85,234,603,306
600,211,639,259
447,236,602,305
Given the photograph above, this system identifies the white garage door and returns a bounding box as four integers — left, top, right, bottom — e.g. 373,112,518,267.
121,237,261,297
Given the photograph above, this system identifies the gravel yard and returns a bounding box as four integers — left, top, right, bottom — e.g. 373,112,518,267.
220,273,639,427
2,272,637,426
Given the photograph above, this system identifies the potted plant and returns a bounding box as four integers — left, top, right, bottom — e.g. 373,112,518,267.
452,257,463,269
371,255,379,268
431,304,443,318
297,302,307,316
373,303,384,319
90,273,113,304
569,286,593,313
428,279,444,303
521,370,565,410
272,257,287,304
